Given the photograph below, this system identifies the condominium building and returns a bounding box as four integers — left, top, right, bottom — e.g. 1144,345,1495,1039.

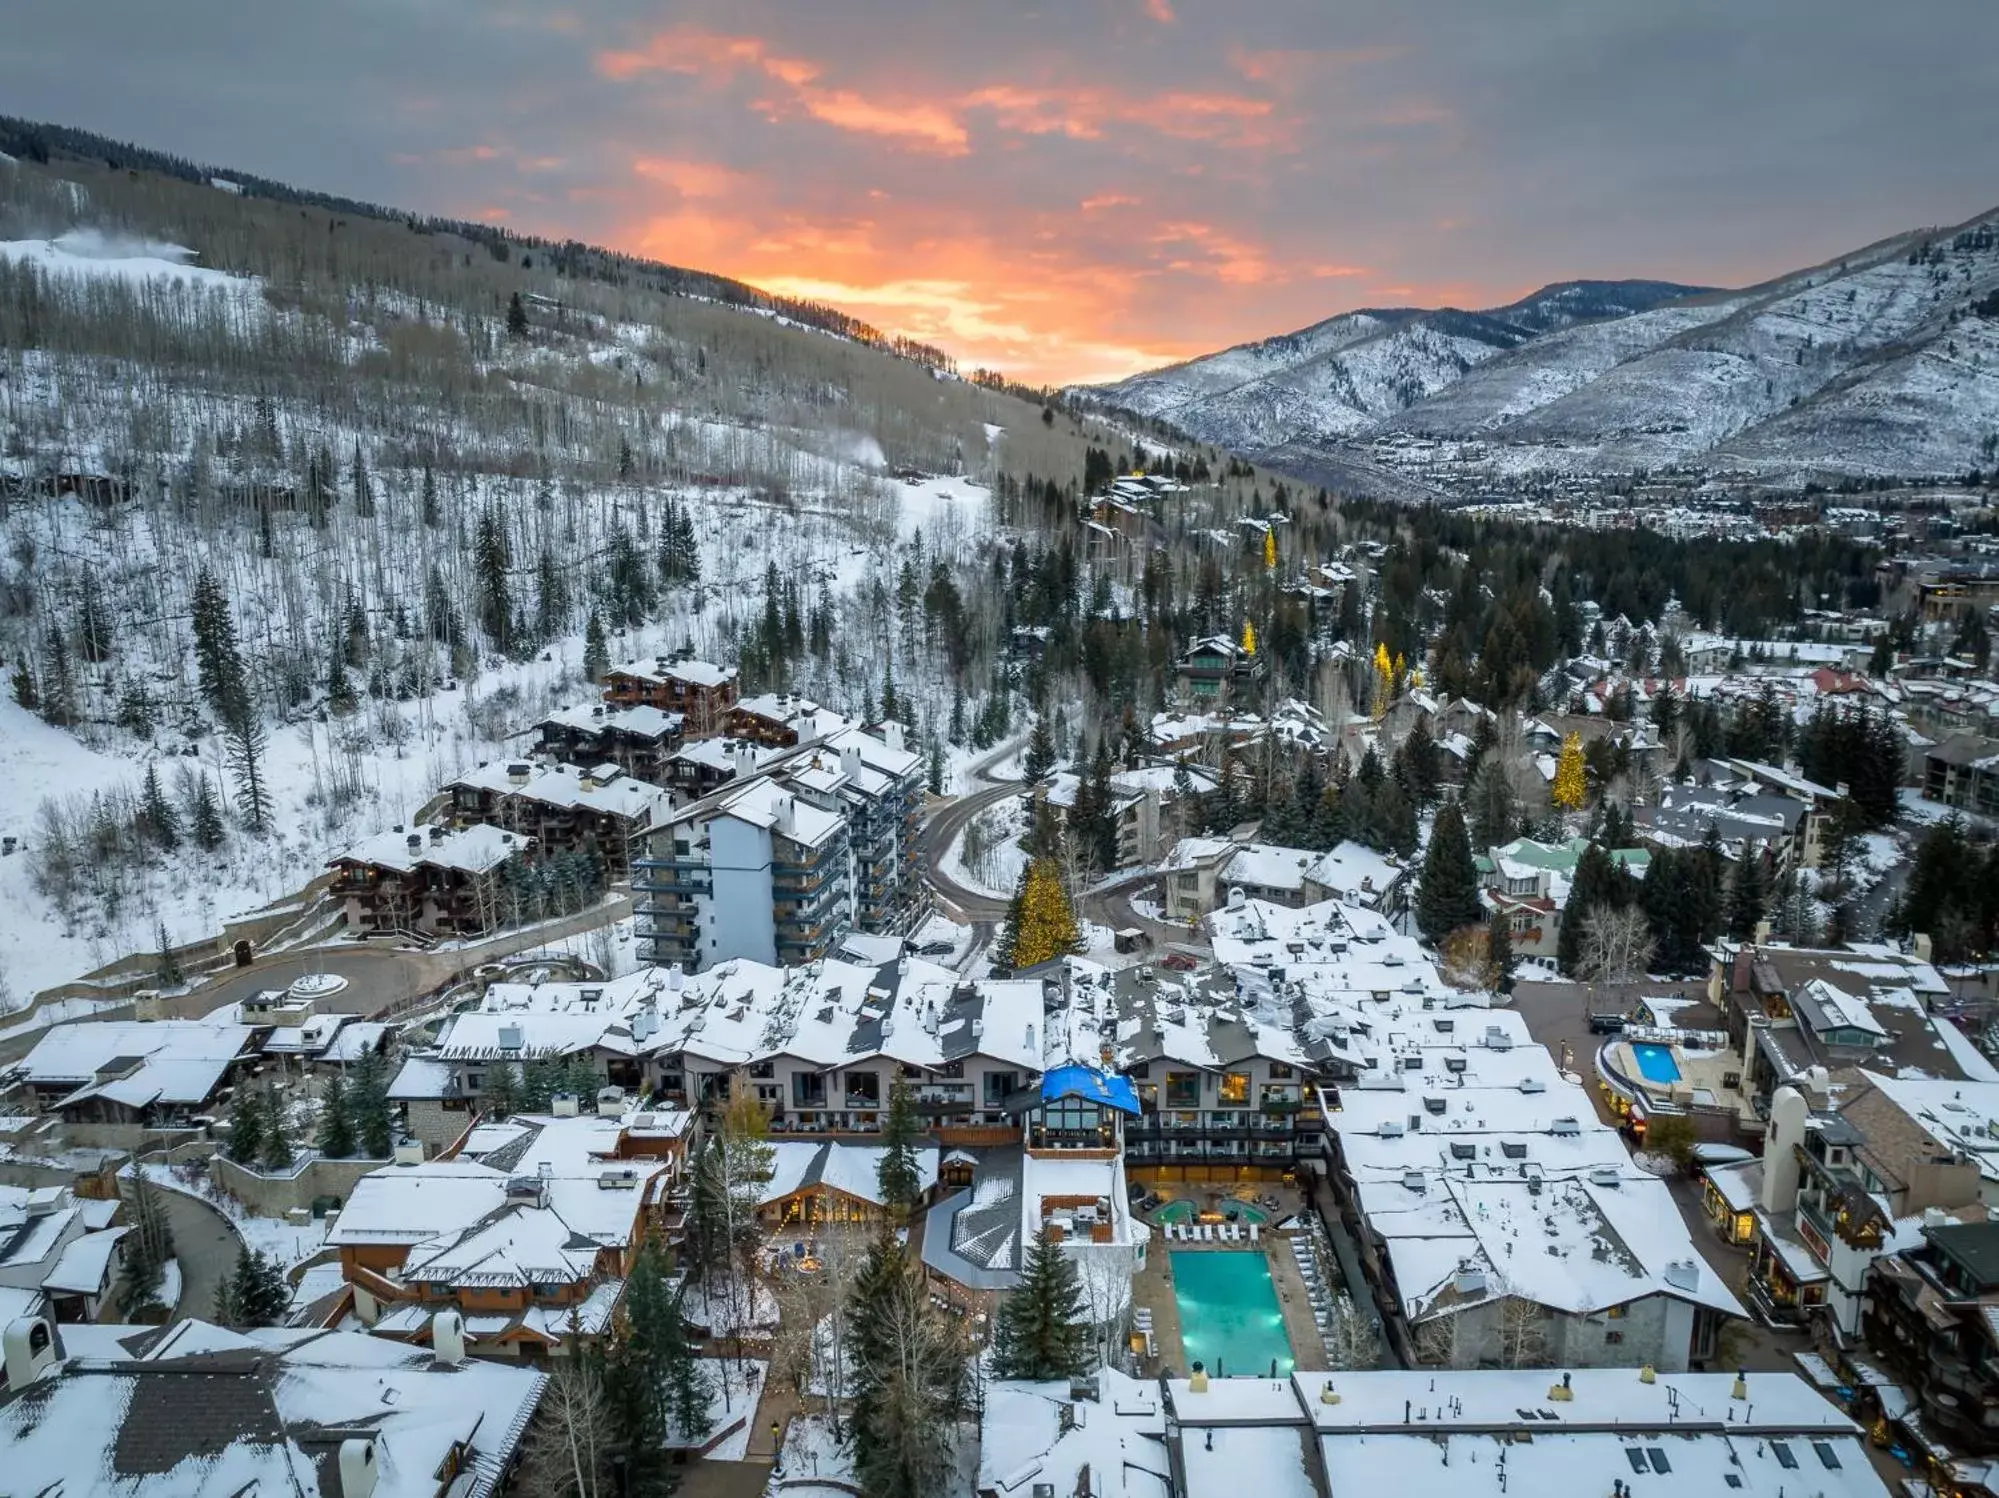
634,724,922,970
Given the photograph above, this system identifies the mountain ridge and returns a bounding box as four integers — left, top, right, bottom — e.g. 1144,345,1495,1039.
1081,208,1999,494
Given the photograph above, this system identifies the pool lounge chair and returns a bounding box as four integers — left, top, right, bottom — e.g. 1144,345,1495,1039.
1200,1224,1214,1242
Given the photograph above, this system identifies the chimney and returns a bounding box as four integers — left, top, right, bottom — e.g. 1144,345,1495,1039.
339,1438,380,1498
508,762,532,786
2,1317,61,1388
406,833,423,851
430,825,447,845
552,1093,581,1117
432,1309,467,1367
392,1139,425,1166
1761,1086,1807,1214
1915,933,1934,963
884,721,905,753
1188,1360,1208,1393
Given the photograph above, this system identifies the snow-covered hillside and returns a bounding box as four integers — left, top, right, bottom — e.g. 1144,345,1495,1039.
1085,212,1999,493
0,148,1107,1006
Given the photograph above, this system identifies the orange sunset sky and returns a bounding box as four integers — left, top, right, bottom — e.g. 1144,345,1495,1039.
4,1,1996,386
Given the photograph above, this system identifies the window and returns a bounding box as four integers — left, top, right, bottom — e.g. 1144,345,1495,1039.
1269,1062,1294,1079
843,1072,881,1106
749,1061,774,1079
1812,1443,1841,1470
984,1071,1020,1107
1218,1073,1251,1107
1771,1443,1797,1470
1128,1062,1151,1079
1040,1099,1102,1134
1165,1072,1202,1109
792,1073,827,1107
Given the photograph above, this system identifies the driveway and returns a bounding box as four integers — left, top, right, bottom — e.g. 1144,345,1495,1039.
125,1174,242,1323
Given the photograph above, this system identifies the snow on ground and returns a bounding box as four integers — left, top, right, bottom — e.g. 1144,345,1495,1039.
0,230,251,293
941,798,1028,899
158,1257,183,1314
668,1358,767,1456
683,1278,779,1337
771,1413,855,1490
892,473,992,545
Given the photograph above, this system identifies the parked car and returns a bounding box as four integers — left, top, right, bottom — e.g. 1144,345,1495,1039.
1162,953,1199,972
1587,1010,1628,1034
916,940,954,956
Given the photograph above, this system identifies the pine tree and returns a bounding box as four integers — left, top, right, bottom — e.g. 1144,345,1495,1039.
327,635,357,712
583,610,610,683
225,713,272,832
507,290,530,338
992,1225,1091,1380
222,1246,289,1327
1417,800,1483,943
848,1233,964,1498
1396,718,1442,804
138,764,180,850
1023,714,1056,785
1006,858,1083,969
535,545,569,644
154,921,184,988
419,462,441,527
191,567,248,723
1487,913,1516,993
317,1072,356,1158
349,1050,394,1157
228,1085,266,1164
9,653,37,712
926,735,945,796
475,503,513,653
260,1085,295,1171
877,1077,925,1218
1729,856,1768,940
349,442,374,517
119,1171,176,1317
39,619,76,726
1552,731,1588,812
1558,843,1623,975
191,774,226,850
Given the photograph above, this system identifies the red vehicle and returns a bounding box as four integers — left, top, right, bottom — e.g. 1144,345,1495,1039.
1162,952,1199,972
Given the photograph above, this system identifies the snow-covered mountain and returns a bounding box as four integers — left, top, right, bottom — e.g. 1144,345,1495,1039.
1084,211,1999,493
1087,281,1707,453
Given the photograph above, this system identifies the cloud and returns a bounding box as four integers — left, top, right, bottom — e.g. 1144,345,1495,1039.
632,158,748,198
9,0,1995,385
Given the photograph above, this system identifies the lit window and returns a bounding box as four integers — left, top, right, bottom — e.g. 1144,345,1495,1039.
1219,1073,1251,1107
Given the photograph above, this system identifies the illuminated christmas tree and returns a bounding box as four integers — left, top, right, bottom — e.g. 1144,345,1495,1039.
1553,731,1588,811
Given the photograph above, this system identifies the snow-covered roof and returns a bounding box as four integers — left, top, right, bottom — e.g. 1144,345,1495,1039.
332,820,529,875
980,1368,1170,1498
449,759,671,825
40,1226,127,1295
535,701,684,740
0,1324,546,1498
15,1020,254,1111
607,656,735,688
760,1140,940,1208
425,954,1042,1077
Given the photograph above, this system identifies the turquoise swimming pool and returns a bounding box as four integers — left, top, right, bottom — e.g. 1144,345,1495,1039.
1171,1251,1294,1378
1632,1042,1682,1085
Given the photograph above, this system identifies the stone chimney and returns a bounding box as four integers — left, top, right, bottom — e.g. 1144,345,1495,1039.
1760,1085,1808,1213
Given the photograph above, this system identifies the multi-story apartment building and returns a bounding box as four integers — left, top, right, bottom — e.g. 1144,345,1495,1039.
1716,1074,1999,1337
600,653,739,736
1867,1219,1999,1457
638,775,848,970
445,760,671,879
634,726,922,969
1923,733,1999,818
326,823,531,938
531,701,685,783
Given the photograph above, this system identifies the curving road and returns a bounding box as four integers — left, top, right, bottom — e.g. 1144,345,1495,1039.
917,736,1030,925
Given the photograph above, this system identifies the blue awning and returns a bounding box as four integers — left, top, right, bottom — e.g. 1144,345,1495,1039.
1040,1064,1140,1115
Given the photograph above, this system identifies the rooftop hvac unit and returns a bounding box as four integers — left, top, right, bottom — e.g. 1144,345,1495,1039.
1589,1167,1622,1188
1551,1117,1582,1136
599,1169,640,1191
498,1026,524,1052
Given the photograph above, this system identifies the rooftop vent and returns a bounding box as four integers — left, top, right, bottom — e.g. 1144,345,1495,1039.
1551,1117,1582,1136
